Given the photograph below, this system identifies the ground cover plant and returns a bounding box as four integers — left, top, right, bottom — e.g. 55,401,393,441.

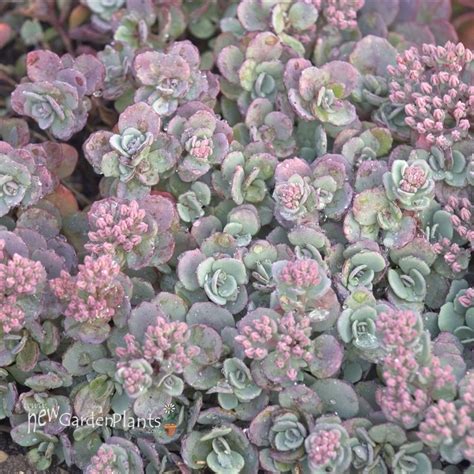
0,0,472,472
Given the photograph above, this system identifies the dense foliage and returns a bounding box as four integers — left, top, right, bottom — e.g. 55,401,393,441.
0,0,472,473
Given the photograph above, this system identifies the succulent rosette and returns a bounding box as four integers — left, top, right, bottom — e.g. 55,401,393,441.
0,141,55,217
284,58,359,126
85,437,144,474
167,102,233,182
133,41,216,116
304,418,354,474
177,249,248,313
213,142,278,205
245,98,296,158
182,425,258,474
248,405,311,472
383,159,435,211
84,102,180,198
11,50,104,140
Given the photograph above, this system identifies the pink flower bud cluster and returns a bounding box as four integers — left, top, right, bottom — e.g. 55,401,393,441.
376,308,456,428
376,309,421,349
432,237,470,273
278,259,321,288
116,358,152,398
236,312,313,381
306,428,342,468
444,196,474,245
117,317,199,375
276,182,306,211
85,199,149,258
0,249,46,333
143,317,199,373
314,0,364,30
50,255,123,323
86,444,116,474
388,42,473,149
419,376,474,464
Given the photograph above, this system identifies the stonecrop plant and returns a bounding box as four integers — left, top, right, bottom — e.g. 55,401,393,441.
0,0,472,473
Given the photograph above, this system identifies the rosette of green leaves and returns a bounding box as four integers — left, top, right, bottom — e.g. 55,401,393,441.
272,258,330,313
177,249,248,313
218,32,286,110
383,159,435,211
213,142,277,205
84,0,125,22
311,154,353,220
248,405,311,472
387,256,432,308
97,44,133,101
133,41,211,116
273,158,316,225
85,437,144,474
177,181,211,223
341,240,386,292
84,102,180,199
415,144,471,188
245,98,296,158
168,102,232,182
182,425,258,473
11,50,104,140
384,441,433,474
349,36,396,113
337,288,388,359
243,240,278,294
304,419,354,474
208,357,262,410
284,58,359,127
223,205,261,247
339,127,393,167
0,141,55,217
438,279,474,345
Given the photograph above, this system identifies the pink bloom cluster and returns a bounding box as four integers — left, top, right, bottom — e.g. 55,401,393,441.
115,359,152,398
388,42,473,149
86,445,116,474
419,373,474,464
314,0,365,30
376,308,455,428
278,259,321,287
444,196,473,244
399,164,428,192
117,317,199,374
50,255,123,323
236,312,313,381
275,182,306,211
433,237,470,273
0,249,46,333
306,428,341,468
85,199,149,257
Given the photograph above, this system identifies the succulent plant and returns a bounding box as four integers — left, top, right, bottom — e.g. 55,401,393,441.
85,437,144,474
12,51,104,140
0,141,55,217
84,102,180,199
438,279,474,345
248,405,310,472
182,425,258,473
85,195,176,269
133,41,216,116
383,159,435,211
284,58,359,126
304,417,354,473
167,102,232,182
0,3,472,473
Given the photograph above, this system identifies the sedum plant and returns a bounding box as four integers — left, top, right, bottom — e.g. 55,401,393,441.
0,2,472,473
